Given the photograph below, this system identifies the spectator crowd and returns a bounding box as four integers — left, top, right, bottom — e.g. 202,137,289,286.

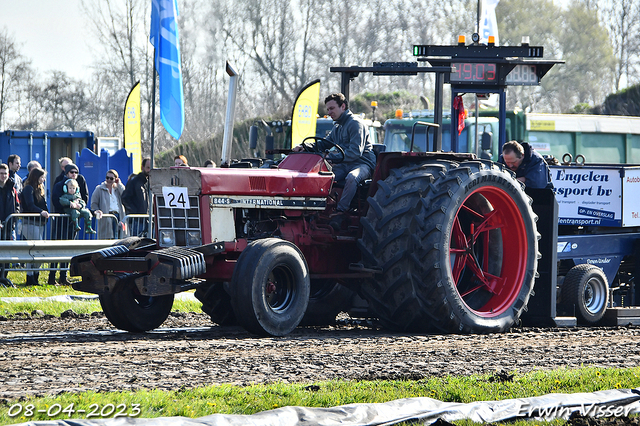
0,154,154,287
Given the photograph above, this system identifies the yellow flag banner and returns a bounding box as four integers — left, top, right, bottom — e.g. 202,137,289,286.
124,81,142,174
291,79,320,148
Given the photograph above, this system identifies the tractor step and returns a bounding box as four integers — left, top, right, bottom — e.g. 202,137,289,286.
601,308,640,326
552,316,577,327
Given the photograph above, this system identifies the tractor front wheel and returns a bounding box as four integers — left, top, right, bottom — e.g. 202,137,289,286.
231,239,310,336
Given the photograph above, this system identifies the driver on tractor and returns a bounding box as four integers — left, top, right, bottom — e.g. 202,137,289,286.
293,93,376,230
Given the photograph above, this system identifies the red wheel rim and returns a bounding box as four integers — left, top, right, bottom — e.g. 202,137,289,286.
449,185,528,317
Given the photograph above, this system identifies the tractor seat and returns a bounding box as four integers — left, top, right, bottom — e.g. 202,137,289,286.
332,144,385,190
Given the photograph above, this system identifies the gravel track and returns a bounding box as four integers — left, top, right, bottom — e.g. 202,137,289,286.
1,312,640,402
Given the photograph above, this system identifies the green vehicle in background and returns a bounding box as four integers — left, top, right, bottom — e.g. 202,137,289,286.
382,109,501,160
477,110,640,164
385,108,640,164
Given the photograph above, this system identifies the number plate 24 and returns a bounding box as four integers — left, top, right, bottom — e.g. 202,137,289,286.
162,186,191,209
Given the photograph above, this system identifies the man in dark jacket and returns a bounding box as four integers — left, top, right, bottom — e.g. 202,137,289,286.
7,154,22,194
121,157,151,237
0,163,19,236
52,159,89,211
49,163,89,285
293,93,376,230
0,163,18,282
498,140,553,189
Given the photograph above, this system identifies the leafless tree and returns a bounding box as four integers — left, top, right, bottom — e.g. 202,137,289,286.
598,0,640,90
0,27,32,129
81,0,150,139
36,71,94,131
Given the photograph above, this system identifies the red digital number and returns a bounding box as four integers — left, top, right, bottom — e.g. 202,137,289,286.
486,63,496,81
462,63,472,80
452,63,497,82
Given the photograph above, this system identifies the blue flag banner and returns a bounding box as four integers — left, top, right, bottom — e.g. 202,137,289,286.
479,0,500,45
150,0,184,140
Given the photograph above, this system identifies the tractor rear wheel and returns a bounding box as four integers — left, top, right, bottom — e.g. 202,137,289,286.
358,160,538,333
300,279,354,326
231,238,310,336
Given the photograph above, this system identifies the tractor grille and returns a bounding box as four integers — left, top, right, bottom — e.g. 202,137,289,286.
156,195,201,248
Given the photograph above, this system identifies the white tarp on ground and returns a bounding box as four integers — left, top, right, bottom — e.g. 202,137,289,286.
9,387,640,426
0,292,197,304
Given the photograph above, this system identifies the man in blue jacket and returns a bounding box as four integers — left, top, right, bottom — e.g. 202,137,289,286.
294,93,376,230
498,140,553,189
121,157,151,237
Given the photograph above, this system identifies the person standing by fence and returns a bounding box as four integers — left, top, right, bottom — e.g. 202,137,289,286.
0,163,19,238
26,161,42,175
49,163,88,285
122,158,150,237
20,167,49,286
91,169,126,239
0,163,19,283
7,154,23,194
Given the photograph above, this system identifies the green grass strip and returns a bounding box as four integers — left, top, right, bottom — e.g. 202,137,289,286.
0,367,638,425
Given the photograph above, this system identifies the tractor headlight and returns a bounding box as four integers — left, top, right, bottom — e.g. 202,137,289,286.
187,231,201,246
160,230,174,246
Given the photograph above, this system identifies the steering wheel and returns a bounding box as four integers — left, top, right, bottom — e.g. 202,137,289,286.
301,136,346,163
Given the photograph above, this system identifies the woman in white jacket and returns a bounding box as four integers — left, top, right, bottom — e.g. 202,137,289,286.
90,169,126,239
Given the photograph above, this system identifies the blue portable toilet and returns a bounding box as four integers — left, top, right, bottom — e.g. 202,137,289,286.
108,148,134,186
77,148,134,202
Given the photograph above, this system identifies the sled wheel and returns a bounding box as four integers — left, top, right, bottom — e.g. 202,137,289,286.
358,160,538,333
231,239,310,336
194,282,237,325
100,275,174,332
562,264,608,324
300,279,354,326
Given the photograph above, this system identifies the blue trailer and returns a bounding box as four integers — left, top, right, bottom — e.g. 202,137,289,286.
0,130,133,203
524,164,640,327
0,130,95,200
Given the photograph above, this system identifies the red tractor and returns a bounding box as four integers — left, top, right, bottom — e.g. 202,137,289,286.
71,43,556,336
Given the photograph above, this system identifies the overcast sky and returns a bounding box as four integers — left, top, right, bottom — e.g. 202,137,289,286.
2,0,95,80
2,0,573,83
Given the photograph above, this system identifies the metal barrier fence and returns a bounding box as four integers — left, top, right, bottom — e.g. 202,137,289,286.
0,213,153,280
2,213,155,241
123,214,154,239
2,213,119,241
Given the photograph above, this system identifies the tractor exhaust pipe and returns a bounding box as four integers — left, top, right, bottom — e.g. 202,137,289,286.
221,61,239,167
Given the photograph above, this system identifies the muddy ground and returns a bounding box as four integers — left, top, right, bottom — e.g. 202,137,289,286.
1,311,640,403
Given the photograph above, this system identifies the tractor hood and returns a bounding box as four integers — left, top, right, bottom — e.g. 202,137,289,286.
150,155,333,198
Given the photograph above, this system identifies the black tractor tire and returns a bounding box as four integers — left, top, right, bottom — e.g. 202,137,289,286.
99,238,165,330
358,160,539,333
99,274,174,332
300,279,354,326
231,238,310,336
194,282,237,326
561,264,609,324
99,274,132,330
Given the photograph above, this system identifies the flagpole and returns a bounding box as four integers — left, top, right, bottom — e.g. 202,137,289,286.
148,52,157,238
477,0,481,38
475,0,481,157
